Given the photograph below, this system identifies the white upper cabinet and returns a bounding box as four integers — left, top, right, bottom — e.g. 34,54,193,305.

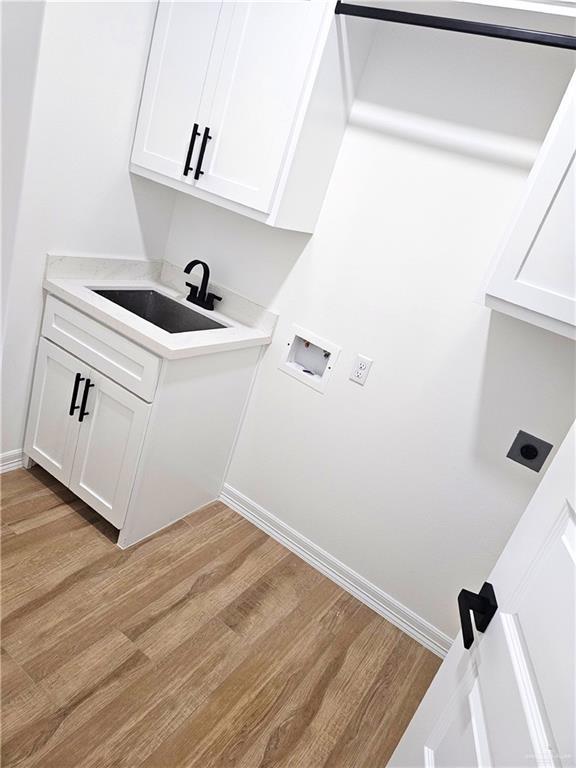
485,72,576,340
131,0,344,232
131,2,222,181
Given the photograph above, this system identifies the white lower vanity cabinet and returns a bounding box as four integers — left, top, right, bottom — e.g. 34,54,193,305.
24,296,261,547
25,338,149,529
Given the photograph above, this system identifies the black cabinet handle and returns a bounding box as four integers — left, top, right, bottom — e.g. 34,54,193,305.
183,123,201,176
78,378,94,422
69,373,84,416
194,126,212,180
458,582,498,649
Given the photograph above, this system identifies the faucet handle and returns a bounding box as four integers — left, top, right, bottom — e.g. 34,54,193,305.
206,293,222,311
185,282,221,311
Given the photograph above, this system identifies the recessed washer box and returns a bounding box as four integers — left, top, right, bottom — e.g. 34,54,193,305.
279,325,340,393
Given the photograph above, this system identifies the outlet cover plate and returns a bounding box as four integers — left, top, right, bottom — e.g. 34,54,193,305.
507,430,553,472
349,354,373,386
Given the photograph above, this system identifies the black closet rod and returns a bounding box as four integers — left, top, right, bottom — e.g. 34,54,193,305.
334,1,576,50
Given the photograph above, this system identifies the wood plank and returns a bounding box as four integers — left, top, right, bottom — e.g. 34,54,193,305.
1,649,36,706
4,494,77,534
76,556,326,768
1,674,59,759
284,629,439,768
232,608,398,768
1,501,99,559
186,596,381,768
219,552,325,639
355,638,441,767
122,532,287,659
1,503,114,608
0,467,61,508
25,617,243,768
139,587,359,768
1,632,151,768
1,522,16,540
1,468,441,768
2,510,242,667
1,468,75,521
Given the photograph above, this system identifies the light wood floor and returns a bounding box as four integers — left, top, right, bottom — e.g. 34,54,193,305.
1,466,440,767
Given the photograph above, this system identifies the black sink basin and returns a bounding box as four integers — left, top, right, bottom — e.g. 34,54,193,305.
93,289,226,334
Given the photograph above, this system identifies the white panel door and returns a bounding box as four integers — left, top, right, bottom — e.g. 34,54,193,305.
390,424,575,768
69,370,150,529
486,72,576,337
24,339,87,484
194,1,328,212
131,1,222,180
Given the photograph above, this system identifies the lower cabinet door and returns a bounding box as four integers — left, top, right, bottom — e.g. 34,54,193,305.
24,338,88,484
69,369,150,529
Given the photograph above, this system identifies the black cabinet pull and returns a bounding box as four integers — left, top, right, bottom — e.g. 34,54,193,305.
194,126,212,180
78,379,94,422
69,373,84,416
183,123,200,176
458,582,498,649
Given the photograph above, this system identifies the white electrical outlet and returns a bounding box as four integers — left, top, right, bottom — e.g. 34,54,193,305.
349,354,373,385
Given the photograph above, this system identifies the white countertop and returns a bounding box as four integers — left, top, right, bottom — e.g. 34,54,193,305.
44,276,272,360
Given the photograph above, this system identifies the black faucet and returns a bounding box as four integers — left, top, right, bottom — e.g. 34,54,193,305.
183,260,222,311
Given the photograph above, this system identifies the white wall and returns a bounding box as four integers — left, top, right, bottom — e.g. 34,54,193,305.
1,1,176,454
1,1,46,331
357,15,574,142
164,23,576,637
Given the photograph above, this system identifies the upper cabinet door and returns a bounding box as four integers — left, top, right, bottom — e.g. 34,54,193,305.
131,1,222,180
69,370,150,530
485,73,576,340
24,339,87,485
193,1,327,212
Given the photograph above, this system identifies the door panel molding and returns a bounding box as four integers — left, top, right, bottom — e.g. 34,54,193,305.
69,369,151,530
485,72,576,339
23,338,87,484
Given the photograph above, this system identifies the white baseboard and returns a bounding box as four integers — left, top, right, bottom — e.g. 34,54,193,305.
221,484,452,658
0,450,24,474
